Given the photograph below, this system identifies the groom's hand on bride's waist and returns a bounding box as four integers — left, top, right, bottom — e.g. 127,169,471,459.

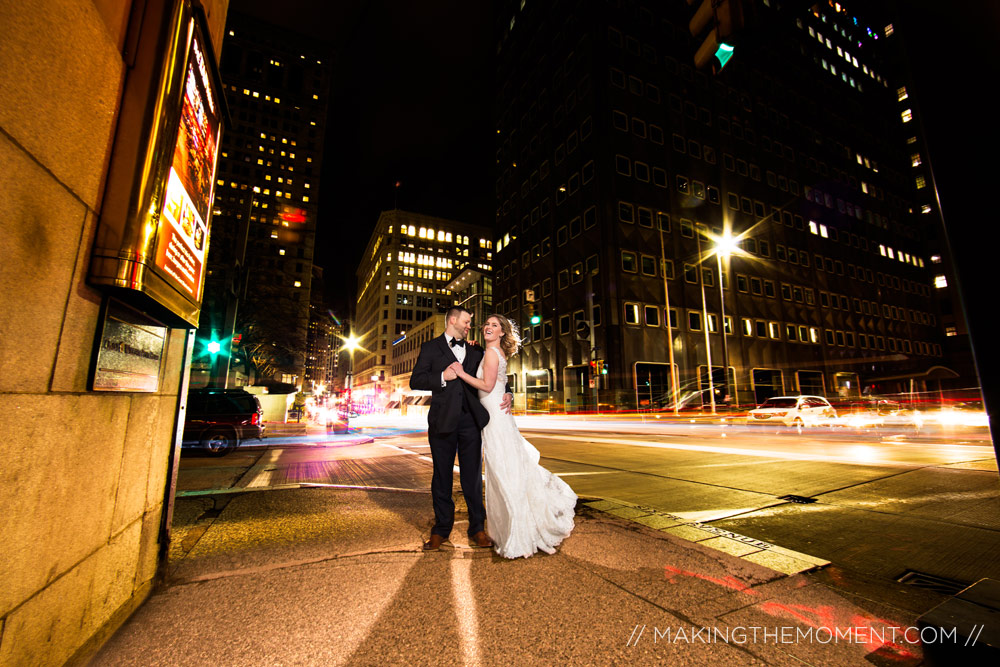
500,392,513,414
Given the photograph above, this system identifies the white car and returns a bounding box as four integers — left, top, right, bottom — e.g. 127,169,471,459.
747,395,837,426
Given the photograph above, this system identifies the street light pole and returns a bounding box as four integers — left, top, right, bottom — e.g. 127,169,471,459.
713,231,739,412
340,333,362,432
659,225,679,415
585,269,599,415
696,232,716,415
717,250,731,411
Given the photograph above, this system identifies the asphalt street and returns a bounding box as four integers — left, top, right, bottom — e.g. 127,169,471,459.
174,415,1000,615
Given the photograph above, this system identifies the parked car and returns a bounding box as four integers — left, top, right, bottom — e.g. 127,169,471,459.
183,388,265,455
746,395,837,426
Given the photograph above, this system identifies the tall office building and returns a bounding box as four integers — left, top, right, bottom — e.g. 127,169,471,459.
354,210,493,409
304,265,341,393
204,12,331,386
493,0,953,412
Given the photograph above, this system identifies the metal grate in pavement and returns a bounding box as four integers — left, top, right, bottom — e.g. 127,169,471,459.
896,569,970,596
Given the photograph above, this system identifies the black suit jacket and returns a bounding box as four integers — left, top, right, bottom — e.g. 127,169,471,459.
410,335,496,434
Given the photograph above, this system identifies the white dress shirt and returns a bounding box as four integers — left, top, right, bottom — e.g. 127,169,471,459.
442,334,466,386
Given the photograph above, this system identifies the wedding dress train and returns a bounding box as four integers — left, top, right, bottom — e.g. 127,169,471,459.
477,348,576,558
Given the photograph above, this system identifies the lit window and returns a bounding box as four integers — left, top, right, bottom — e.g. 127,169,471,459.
897,86,908,101
915,175,926,189
901,109,913,123
935,275,947,289
884,24,894,37
294,281,302,288
279,248,286,256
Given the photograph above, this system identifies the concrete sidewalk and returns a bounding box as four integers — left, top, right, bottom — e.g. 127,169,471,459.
89,485,949,666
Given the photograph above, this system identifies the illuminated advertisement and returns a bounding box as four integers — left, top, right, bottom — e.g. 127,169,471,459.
92,300,167,392
154,29,220,301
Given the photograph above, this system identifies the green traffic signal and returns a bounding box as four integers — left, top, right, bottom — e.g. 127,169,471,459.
715,42,735,70
206,339,221,356
530,313,541,325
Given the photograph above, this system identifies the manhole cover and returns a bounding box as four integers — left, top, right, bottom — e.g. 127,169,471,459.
896,570,969,596
778,494,817,504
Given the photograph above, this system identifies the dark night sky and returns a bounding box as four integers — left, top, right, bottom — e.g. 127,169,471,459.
232,0,998,331
234,0,494,318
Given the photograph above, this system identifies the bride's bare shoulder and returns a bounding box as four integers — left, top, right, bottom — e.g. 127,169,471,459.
488,345,507,361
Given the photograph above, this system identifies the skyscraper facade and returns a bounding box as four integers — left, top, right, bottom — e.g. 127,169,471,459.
354,210,493,409
305,266,341,394
493,0,951,412
206,12,331,386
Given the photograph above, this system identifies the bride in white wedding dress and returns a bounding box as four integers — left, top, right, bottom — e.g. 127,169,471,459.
450,314,577,559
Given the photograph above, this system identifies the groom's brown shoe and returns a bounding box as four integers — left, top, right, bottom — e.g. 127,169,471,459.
423,534,446,551
471,531,493,548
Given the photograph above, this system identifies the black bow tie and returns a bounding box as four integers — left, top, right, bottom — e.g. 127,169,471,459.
450,338,466,348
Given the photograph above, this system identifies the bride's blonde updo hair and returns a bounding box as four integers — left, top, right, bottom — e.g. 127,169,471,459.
486,313,521,358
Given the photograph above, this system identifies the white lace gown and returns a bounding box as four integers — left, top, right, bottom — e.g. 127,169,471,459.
477,347,577,558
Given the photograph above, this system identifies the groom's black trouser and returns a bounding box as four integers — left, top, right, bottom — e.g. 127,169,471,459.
429,409,486,539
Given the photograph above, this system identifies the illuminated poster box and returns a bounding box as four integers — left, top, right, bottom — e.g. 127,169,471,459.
88,0,227,328
91,300,168,392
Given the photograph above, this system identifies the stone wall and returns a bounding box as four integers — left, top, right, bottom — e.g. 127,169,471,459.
0,0,228,663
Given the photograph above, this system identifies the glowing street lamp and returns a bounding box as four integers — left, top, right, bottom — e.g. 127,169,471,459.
708,229,741,410
340,333,363,430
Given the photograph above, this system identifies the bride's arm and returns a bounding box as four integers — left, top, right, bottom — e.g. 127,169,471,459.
453,350,499,392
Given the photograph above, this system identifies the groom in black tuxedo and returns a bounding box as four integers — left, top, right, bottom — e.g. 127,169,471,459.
410,306,512,550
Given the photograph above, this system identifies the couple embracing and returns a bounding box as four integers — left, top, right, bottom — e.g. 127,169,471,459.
410,307,577,558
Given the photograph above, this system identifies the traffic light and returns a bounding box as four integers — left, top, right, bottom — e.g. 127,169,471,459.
530,310,541,325
206,339,221,356
688,0,745,73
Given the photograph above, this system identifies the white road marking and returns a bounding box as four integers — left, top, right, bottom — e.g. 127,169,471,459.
379,442,459,473
235,448,282,488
